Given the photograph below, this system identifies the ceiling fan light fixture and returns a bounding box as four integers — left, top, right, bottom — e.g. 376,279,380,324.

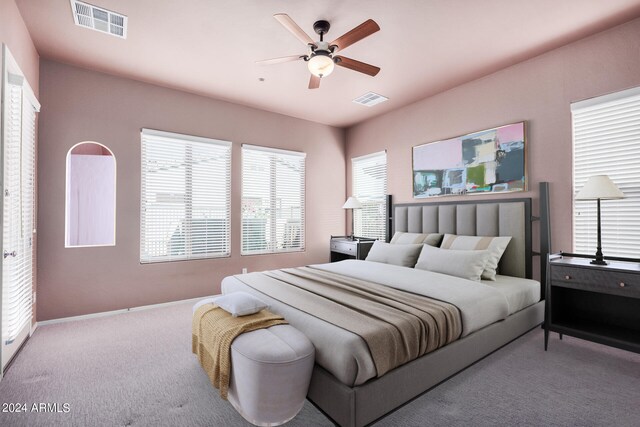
307,52,334,78
264,15,380,89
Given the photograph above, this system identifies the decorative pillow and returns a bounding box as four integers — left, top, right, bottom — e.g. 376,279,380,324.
214,292,269,317
440,234,512,281
390,232,443,247
365,241,424,267
414,244,490,281
423,233,444,247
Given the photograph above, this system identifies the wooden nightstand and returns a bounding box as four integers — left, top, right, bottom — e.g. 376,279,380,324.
545,252,640,353
330,236,375,262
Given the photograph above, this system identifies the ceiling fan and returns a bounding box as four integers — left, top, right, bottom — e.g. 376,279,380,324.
257,14,381,89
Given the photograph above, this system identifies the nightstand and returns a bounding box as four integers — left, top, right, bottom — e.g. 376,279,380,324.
545,252,640,353
330,236,375,262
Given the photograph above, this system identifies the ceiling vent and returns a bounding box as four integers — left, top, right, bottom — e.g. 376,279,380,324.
70,0,127,39
352,92,388,107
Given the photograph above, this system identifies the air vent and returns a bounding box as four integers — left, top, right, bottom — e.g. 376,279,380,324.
352,92,389,107
70,0,127,39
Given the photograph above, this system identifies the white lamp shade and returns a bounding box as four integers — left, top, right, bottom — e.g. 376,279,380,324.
575,175,624,200
307,54,335,77
342,196,362,209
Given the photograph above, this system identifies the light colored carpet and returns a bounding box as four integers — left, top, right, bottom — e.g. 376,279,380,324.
0,301,637,427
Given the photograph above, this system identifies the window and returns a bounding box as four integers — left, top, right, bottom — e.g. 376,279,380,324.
65,142,116,247
140,129,231,263
352,151,387,240
241,145,305,255
572,87,640,257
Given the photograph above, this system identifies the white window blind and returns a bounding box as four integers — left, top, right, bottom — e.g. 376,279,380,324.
352,151,387,240
241,145,305,255
140,129,231,263
572,86,640,257
2,75,38,345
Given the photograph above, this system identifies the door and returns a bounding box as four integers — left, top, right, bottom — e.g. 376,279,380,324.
1,45,39,372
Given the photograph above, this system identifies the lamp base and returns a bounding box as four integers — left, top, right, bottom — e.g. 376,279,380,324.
592,244,608,266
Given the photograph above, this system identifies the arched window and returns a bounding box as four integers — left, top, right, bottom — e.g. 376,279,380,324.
65,142,116,247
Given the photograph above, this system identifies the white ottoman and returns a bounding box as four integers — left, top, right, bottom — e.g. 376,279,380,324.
193,299,315,426
228,325,315,426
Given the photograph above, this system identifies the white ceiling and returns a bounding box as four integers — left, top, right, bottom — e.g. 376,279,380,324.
16,0,640,127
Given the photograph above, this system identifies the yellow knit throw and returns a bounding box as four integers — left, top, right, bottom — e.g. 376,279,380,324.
192,304,288,399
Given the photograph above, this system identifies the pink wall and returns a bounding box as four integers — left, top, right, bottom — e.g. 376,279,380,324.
70,143,112,155
37,60,345,321
0,0,39,95
346,17,640,261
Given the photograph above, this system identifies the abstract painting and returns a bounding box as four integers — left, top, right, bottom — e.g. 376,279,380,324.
412,122,526,198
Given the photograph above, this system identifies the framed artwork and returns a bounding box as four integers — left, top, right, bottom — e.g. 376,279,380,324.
412,122,526,198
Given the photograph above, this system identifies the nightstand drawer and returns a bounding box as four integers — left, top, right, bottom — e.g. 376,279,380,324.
330,241,356,255
551,265,640,298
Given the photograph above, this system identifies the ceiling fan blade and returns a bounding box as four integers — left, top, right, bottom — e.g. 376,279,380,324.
329,19,380,52
334,56,380,77
308,74,321,89
256,55,305,65
274,13,315,46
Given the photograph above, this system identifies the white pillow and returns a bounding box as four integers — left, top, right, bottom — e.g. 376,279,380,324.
440,234,512,280
214,292,269,317
192,297,220,313
365,241,423,267
414,244,490,281
390,232,443,247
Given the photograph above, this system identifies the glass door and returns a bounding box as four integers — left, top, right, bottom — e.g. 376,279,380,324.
1,45,39,372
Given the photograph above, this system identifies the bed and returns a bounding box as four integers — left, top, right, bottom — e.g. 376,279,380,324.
221,183,551,426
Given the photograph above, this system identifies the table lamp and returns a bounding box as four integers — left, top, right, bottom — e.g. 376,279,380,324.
575,175,624,265
342,196,362,240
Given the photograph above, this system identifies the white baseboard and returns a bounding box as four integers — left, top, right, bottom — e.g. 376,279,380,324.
38,295,215,326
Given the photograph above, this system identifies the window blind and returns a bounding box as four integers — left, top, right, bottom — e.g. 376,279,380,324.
241,145,305,255
572,86,640,257
352,151,387,240
140,129,231,263
2,79,38,345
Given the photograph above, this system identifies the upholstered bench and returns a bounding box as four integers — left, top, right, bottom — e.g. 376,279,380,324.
228,325,315,426
193,296,315,426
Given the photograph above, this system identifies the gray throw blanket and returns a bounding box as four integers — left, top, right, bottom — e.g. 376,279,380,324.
236,266,462,377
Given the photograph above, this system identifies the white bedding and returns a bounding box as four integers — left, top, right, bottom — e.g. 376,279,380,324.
482,274,540,315
314,260,509,336
221,260,539,386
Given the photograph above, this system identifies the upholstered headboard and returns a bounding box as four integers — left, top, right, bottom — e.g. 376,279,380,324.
393,199,532,279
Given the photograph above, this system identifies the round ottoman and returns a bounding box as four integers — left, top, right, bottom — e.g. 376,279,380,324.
227,324,315,426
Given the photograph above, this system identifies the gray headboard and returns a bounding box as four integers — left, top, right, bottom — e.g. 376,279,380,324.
393,198,532,279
